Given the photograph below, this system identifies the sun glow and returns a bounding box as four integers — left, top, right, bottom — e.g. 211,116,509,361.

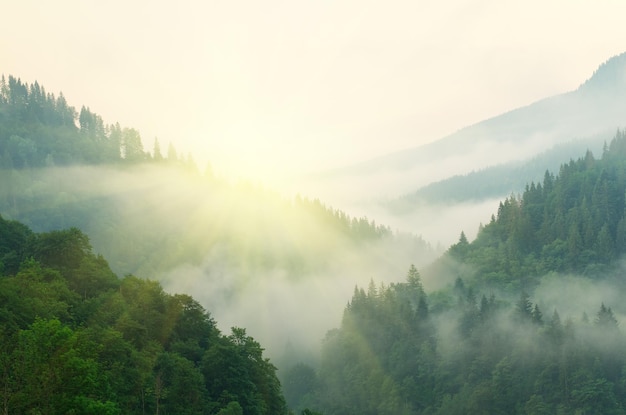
9,162,431,356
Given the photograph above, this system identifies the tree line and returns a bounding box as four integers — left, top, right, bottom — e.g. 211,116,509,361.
0,74,193,168
445,129,626,289
284,266,624,414
282,130,626,414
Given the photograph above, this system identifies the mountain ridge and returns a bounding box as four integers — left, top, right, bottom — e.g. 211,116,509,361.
395,134,608,207
312,52,626,202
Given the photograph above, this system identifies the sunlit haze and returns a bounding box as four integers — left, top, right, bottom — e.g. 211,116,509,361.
2,0,625,186
5,5,626,411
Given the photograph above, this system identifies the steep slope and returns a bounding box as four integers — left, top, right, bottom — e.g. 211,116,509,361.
312,52,626,202
0,75,438,361
1,165,437,363
0,217,289,414
289,131,626,415
436,130,626,290
0,75,157,167
302,263,626,415
395,135,606,207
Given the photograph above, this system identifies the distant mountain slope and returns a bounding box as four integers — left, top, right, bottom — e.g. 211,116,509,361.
394,135,607,207
314,52,626,202
0,162,437,360
0,74,438,361
287,132,626,415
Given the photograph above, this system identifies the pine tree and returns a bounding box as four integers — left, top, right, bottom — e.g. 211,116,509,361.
406,264,424,294
595,303,618,328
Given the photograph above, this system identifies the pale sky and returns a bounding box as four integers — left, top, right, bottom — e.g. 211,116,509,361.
2,1,625,183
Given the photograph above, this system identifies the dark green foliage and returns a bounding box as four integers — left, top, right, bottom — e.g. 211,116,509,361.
0,219,288,414
9,318,116,414
306,131,626,412
444,130,626,287
6,73,626,415
320,131,626,413
201,328,287,415
0,214,32,274
305,266,626,415
311,267,433,414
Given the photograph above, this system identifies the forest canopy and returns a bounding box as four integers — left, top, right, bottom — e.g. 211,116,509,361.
0,74,193,168
282,130,626,414
443,129,626,289
0,216,289,414
5,74,626,414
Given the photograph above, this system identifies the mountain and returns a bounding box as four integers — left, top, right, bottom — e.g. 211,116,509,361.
437,130,626,289
0,162,438,362
0,76,438,363
393,135,607,208
4,55,626,414
285,130,626,415
312,52,626,203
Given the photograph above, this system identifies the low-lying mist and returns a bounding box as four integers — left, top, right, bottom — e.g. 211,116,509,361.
159,242,417,361
0,163,451,362
360,197,502,249
12,160,590,366
287,135,552,207
533,270,626,324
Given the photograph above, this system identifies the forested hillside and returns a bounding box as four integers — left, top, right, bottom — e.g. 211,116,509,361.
0,74,434,277
0,216,288,414
397,136,605,206
280,130,626,414
6,71,626,415
443,129,626,289
0,74,437,379
0,163,413,277
287,266,625,414
317,52,626,206
0,74,191,167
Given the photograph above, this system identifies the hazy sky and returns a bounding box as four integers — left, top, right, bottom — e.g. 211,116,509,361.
2,1,625,183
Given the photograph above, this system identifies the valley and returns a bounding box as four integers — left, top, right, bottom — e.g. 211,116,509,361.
2,51,626,414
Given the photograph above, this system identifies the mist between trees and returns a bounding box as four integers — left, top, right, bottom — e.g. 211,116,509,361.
282,130,626,414
4,72,626,414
